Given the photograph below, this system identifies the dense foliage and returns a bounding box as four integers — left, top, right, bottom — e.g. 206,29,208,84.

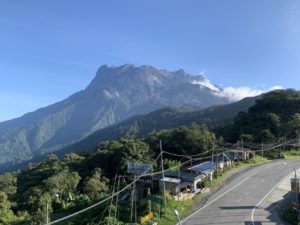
0,125,215,225
220,90,300,142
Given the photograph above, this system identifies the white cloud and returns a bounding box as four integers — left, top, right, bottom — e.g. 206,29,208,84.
269,85,284,91
221,85,284,101
192,79,220,92
199,71,206,76
191,76,284,102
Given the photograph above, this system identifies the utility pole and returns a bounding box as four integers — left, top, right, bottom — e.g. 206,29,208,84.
278,138,280,158
211,134,215,184
237,141,240,165
109,175,117,224
211,146,214,165
130,176,135,223
222,148,225,169
295,168,299,204
160,140,167,214
241,138,244,163
294,168,300,221
278,137,282,158
177,159,182,202
262,140,264,158
134,178,137,224
212,133,215,164
114,175,121,224
216,154,219,178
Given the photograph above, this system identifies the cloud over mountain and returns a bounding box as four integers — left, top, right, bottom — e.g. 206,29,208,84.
221,85,283,101
191,76,283,101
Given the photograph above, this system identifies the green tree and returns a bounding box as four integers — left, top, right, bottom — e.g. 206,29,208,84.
288,113,300,138
30,208,46,225
83,168,109,199
147,124,214,157
45,169,81,201
0,192,17,225
255,129,275,143
63,153,85,164
94,139,153,176
0,173,17,197
23,187,44,212
0,192,11,211
239,134,253,143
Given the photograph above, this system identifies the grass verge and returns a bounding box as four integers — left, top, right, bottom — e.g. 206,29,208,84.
283,149,300,159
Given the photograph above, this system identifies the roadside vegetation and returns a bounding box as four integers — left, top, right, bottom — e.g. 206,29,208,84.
283,149,300,159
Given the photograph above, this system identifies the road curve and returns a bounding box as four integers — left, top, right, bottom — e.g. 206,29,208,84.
180,159,299,225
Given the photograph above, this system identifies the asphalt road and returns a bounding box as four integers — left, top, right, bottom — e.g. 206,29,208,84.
180,159,300,225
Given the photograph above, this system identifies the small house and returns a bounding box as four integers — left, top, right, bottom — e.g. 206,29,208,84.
159,177,181,195
163,171,205,193
188,161,215,178
225,149,254,162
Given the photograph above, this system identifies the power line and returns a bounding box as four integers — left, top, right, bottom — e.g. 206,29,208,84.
46,139,292,225
46,153,162,225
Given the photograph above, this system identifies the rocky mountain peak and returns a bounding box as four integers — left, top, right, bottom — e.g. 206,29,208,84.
0,64,232,169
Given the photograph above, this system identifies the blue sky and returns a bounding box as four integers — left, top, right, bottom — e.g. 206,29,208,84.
0,0,299,121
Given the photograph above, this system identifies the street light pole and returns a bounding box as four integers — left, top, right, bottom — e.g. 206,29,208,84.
174,210,182,225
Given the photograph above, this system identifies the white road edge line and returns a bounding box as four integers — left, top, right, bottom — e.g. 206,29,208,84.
220,210,228,215
177,164,271,225
236,198,242,203
251,171,292,225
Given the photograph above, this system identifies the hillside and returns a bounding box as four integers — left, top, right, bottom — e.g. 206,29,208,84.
223,89,300,142
56,95,258,156
0,124,218,225
0,64,232,168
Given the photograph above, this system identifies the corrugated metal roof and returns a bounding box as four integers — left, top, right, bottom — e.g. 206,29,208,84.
189,161,216,172
160,177,181,183
165,171,203,182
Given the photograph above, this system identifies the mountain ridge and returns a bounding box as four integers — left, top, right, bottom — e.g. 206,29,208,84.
50,94,259,158
0,64,232,168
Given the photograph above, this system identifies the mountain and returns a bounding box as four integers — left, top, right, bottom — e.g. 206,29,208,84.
56,95,259,157
0,64,232,168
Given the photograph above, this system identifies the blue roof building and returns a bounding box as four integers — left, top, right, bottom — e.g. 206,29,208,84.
188,161,216,174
